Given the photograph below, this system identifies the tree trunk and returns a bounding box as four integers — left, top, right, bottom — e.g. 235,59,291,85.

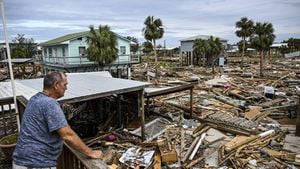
212,55,215,74
241,38,245,70
147,55,150,82
260,51,263,77
195,54,199,66
191,51,193,66
153,40,158,80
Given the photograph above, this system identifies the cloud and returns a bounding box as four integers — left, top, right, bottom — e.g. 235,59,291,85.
0,0,299,47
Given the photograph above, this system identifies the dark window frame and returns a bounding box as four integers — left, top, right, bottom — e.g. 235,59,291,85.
79,47,86,57
62,47,66,57
120,46,126,55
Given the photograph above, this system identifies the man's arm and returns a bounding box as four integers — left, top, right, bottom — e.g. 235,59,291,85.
57,125,103,159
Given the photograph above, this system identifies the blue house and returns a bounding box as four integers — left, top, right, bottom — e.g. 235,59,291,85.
40,31,139,78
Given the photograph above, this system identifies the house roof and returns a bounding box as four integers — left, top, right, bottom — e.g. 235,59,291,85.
0,58,34,63
271,43,288,48
40,30,130,46
285,51,300,58
0,71,150,104
180,35,227,42
40,31,88,46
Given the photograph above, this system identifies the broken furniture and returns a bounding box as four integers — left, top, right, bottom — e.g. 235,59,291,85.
144,82,195,117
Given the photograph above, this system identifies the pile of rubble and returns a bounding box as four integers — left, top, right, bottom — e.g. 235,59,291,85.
1,58,299,168
84,58,299,168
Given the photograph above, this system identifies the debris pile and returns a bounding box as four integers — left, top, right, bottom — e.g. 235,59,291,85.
71,58,300,168
1,58,299,168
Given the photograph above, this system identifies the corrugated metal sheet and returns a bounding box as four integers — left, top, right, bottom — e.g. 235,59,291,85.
0,81,38,111
0,81,39,99
0,58,33,63
180,35,227,42
0,71,149,103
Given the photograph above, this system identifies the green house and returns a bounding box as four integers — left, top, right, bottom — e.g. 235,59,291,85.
40,31,139,78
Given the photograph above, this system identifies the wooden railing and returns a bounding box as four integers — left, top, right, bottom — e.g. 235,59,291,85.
130,54,140,63
58,144,107,169
58,145,87,169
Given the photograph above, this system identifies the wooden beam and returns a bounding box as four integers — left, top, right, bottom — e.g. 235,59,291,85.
145,83,195,98
190,88,193,118
59,86,146,104
138,90,145,141
117,95,122,128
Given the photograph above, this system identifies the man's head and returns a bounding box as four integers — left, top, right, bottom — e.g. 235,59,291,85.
43,72,68,99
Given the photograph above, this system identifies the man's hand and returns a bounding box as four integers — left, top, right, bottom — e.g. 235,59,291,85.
88,150,104,159
58,126,104,160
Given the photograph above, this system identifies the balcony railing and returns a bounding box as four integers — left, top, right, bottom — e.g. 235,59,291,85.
42,55,93,66
43,54,140,66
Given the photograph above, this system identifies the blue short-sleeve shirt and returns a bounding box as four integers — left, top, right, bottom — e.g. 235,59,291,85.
13,92,68,168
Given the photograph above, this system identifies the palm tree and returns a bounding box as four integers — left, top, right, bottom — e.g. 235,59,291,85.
207,36,223,74
235,17,254,69
142,41,153,81
142,41,153,54
86,25,118,69
251,22,275,77
278,45,289,57
142,16,164,79
287,38,300,52
193,39,208,66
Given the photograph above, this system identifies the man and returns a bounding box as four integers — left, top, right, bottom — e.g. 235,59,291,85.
13,72,103,169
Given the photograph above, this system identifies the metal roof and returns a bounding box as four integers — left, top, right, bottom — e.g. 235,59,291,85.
40,30,130,46
180,35,227,42
0,81,39,100
0,71,150,103
271,43,288,48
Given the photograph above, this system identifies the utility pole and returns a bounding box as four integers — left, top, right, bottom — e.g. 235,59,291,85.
1,0,20,131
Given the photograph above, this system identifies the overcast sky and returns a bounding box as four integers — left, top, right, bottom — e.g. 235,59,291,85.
1,0,299,47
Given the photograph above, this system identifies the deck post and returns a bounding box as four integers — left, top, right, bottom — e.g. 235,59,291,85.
117,95,122,128
138,90,145,141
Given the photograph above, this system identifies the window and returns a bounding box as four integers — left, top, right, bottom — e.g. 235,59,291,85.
54,48,57,57
62,47,65,56
48,48,52,57
120,46,126,54
79,47,86,57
